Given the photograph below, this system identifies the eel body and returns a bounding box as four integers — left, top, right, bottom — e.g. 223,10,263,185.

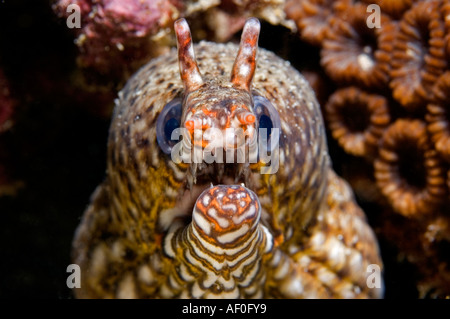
73,18,383,298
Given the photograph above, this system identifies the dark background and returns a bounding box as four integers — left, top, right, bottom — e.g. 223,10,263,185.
0,0,417,298
0,0,110,298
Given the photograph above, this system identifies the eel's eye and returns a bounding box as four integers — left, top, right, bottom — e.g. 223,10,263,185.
253,95,281,152
156,98,182,154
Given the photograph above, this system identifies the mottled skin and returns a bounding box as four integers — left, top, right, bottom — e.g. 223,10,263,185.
73,19,383,298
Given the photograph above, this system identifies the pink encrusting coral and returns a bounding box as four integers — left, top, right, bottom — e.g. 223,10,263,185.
0,156,14,197
53,0,294,79
53,0,181,76
0,69,15,133
0,68,21,196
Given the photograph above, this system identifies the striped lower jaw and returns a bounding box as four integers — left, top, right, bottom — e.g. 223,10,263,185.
162,184,274,298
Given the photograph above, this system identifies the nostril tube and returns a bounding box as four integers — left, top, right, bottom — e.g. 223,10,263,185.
238,112,256,125
185,119,195,131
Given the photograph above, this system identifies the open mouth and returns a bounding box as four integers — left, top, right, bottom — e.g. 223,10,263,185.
158,161,253,231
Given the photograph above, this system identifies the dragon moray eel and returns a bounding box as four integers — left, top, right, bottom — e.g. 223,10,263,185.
73,18,383,298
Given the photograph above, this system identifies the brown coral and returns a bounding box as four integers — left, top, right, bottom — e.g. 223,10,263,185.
448,168,450,191
443,1,450,63
374,119,447,218
325,87,390,159
389,0,446,110
320,2,393,89
282,0,450,298
190,0,295,42
426,72,450,163
285,0,350,46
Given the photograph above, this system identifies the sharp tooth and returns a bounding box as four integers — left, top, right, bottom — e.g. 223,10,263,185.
235,162,246,183
187,163,198,191
187,173,194,191
217,163,224,182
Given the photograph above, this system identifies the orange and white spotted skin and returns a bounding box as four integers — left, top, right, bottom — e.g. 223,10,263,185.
72,18,384,298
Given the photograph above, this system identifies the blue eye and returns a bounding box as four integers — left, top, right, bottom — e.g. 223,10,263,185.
156,98,182,154
253,95,281,152
164,118,180,141
258,114,273,138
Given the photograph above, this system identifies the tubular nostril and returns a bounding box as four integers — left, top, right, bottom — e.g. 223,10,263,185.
185,119,195,131
238,112,256,125
185,117,204,131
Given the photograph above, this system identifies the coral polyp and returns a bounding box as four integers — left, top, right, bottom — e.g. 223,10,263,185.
427,72,450,163
374,119,446,218
389,0,446,109
325,87,390,159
